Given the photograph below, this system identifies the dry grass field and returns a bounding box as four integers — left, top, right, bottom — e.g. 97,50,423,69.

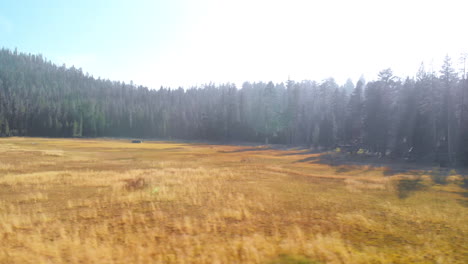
0,137,466,264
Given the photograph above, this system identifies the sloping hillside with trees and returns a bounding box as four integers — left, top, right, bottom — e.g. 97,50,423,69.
0,48,467,166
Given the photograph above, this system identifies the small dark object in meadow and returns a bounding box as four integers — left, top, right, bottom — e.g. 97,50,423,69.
132,140,143,143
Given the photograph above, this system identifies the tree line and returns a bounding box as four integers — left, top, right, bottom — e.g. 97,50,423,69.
0,48,467,166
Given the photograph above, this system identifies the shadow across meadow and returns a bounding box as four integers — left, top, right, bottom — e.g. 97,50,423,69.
288,151,468,201
396,178,426,199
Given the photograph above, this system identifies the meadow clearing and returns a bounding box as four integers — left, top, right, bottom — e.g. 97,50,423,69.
0,137,466,264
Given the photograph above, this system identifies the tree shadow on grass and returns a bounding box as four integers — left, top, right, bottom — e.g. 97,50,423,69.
293,156,320,163
383,168,415,176
457,179,468,207
295,152,468,177
457,193,468,207
335,166,353,173
278,148,324,156
396,178,426,199
287,151,468,204
333,165,379,174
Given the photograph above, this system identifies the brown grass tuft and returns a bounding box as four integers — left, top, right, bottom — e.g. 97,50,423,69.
122,177,148,191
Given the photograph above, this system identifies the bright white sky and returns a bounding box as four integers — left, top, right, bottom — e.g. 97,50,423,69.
2,0,467,88
140,0,468,88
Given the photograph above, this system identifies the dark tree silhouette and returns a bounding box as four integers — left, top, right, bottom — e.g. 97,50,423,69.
0,48,467,166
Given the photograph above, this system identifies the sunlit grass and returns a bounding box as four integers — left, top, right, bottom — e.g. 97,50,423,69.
0,137,466,263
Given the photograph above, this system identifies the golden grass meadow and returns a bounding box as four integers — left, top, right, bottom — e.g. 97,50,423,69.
0,137,466,264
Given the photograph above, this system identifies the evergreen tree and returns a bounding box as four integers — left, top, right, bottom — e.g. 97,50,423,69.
0,48,466,166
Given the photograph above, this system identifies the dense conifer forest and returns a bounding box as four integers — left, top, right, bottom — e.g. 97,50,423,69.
0,48,467,166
